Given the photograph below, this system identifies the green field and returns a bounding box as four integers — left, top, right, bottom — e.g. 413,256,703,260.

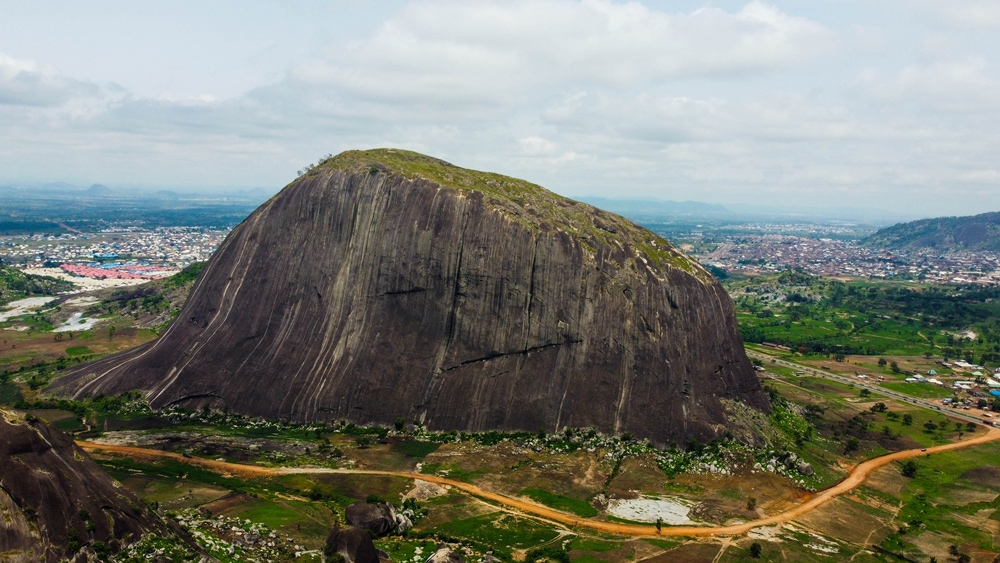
520,487,598,517
64,346,93,357
731,271,1000,361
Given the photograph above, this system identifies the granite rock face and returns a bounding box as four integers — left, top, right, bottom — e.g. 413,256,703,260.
52,149,768,447
0,410,178,562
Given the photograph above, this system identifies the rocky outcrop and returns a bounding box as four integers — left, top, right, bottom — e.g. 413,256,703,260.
426,546,466,563
324,526,380,563
0,410,181,562
51,149,768,447
345,502,396,537
344,502,413,537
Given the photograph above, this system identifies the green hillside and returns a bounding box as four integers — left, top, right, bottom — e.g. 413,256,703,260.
863,211,1000,251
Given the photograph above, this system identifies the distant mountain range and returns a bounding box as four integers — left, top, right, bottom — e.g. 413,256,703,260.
0,182,274,233
863,211,1000,252
0,182,273,202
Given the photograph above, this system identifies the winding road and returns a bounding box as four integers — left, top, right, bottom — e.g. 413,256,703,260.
78,427,1000,538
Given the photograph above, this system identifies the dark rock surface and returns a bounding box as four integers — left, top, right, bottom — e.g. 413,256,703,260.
51,149,768,447
0,410,178,562
324,526,380,563
345,502,396,537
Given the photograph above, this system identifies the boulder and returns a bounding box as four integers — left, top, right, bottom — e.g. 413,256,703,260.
426,546,466,563
345,502,397,537
324,526,380,563
797,461,814,476
0,410,200,562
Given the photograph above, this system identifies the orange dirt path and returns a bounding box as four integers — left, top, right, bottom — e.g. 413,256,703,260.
78,427,1000,538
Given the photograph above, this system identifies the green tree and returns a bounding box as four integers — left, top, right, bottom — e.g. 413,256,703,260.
902,414,913,426
901,460,918,478
844,437,860,455
878,357,887,368
749,542,762,558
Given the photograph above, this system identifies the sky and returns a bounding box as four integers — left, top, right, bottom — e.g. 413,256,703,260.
2,1,1000,218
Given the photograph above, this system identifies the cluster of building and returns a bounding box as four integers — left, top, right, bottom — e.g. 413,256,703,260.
0,227,229,271
696,234,1000,285
59,262,176,280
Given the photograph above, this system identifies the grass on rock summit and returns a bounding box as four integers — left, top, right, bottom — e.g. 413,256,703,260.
312,149,707,279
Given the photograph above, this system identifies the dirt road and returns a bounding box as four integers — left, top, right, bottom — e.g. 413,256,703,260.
78,428,1000,538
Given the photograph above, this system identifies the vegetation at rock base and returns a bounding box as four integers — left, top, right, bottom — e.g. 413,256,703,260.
0,264,74,306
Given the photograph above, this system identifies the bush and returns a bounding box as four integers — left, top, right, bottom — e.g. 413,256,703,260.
525,547,570,563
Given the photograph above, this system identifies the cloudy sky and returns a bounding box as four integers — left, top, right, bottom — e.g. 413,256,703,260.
2,1,999,217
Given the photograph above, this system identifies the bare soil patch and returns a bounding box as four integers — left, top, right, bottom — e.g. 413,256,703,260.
961,466,1000,489
936,484,998,505
202,492,258,514
792,497,891,546
642,542,719,563
867,465,907,497
605,454,668,497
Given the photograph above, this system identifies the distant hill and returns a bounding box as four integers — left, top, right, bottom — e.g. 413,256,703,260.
862,212,1000,252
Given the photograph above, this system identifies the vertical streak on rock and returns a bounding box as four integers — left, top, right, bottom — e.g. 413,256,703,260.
421,194,471,425
148,208,267,404
613,340,634,434
523,235,539,351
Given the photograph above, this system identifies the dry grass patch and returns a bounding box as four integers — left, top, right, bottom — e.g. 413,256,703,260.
605,454,669,497
642,541,719,563
792,496,893,546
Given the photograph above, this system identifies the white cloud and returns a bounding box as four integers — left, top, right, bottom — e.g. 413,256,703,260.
518,136,559,155
919,0,1000,28
958,169,1000,184
857,58,1000,112
290,0,832,109
0,52,82,106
